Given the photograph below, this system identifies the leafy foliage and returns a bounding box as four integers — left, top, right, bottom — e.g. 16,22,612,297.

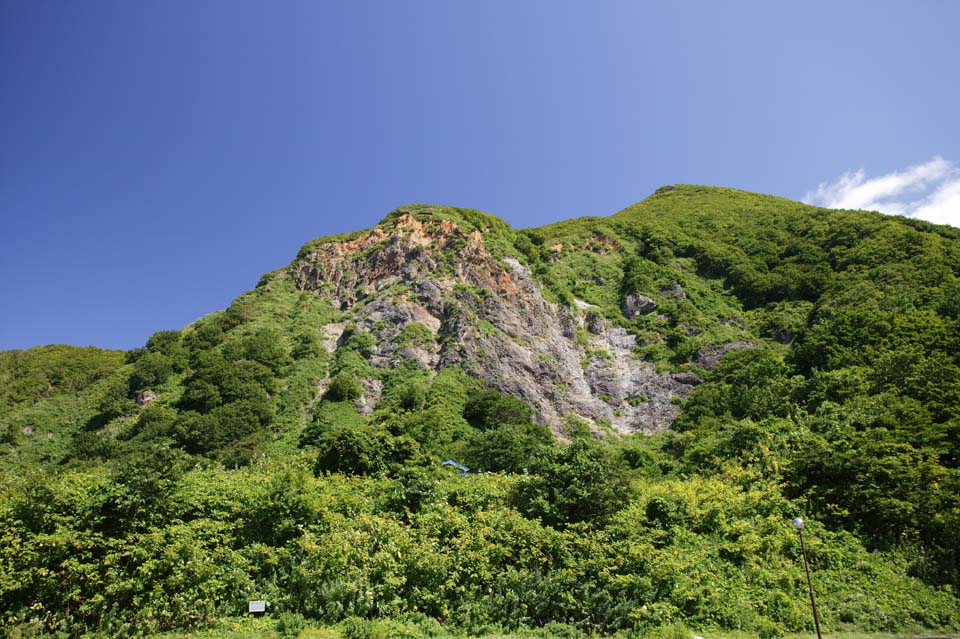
512,437,633,528
326,372,362,402
463,389,533,431
0,345,124,412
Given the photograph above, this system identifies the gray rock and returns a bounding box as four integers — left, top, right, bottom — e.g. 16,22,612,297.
606,327,637,350
354,378,383,416
585,311,605,335
679,321,702,336
621,292,657,319
574,298,599,310
672,372,702,386
693,341,756,369
502,256,532,279
661,283,686,300
293,213,697,436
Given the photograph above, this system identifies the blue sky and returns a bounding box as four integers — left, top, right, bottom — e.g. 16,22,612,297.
2,0,958,351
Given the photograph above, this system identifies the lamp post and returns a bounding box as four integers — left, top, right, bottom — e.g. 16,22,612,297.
793,517,823,639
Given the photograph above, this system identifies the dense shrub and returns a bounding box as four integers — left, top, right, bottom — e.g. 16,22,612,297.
127,351,174,392
314,424,420,476
326,372,362,402
292,328,324,360
464,422,553,473
463,389,533,430
223,326,292,374
145,329,189,370
0,345,124,410
513,438,633,528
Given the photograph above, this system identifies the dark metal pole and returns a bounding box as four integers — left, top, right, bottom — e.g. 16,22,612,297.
797,527,823,639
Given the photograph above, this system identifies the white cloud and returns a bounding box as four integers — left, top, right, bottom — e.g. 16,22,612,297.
803,157,960,228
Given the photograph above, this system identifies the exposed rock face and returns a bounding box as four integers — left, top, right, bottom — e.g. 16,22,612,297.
136,390,157,406
292,212,698,436
671,372,702,386
579,326,695,434
692,341,756,370
585,311,605,335
621,292,657,319
661,283,686,301
355,378,383,416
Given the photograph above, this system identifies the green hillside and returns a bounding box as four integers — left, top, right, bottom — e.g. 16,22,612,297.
1,186,958,638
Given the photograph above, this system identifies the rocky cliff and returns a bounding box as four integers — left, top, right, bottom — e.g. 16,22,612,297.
290,209,704,435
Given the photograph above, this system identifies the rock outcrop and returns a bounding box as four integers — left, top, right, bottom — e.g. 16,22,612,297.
291,211,699,436
692,341,755,369
621,292,657,319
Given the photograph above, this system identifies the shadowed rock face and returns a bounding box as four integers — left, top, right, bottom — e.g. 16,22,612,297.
621,292,657,319
292,212,697,436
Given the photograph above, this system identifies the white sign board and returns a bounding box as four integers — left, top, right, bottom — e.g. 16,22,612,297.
248,600,266,613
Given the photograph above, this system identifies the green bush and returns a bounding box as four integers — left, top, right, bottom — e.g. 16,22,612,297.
0,345,124,409
463,389,533,430
314,424,419,476
326,372,362,402
146,329,188,370
463,422,553,473
292,328,324,360
396,380,426,411
223,326,292,374
92,373,136,423
128,351,174,392
275,611,307,638
341,617,372,639
512,437,633,528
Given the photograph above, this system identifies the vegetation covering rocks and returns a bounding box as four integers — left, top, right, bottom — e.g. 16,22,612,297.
1,186,958,637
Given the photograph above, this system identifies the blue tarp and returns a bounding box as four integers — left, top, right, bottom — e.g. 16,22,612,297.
441,460,470,474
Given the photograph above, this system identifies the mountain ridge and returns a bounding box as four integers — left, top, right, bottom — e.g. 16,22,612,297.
5,184,960,446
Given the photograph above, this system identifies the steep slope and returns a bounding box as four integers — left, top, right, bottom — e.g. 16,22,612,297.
0,346,125,466
4,184,959,461
287,208,700,435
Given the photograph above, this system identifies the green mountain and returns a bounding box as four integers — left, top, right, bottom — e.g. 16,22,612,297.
2,185,959,638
